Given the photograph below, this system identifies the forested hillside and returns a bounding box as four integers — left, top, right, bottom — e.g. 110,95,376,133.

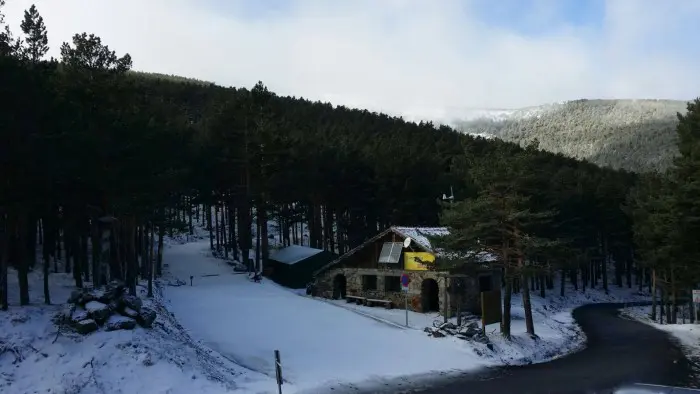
2,2,699,340
129,70,212,86
454,99,687,173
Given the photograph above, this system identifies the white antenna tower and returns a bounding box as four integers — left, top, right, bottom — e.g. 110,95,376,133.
442,186,454,202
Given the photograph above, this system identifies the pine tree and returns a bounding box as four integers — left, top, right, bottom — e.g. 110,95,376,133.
431,146,560,339
20,4,49,63
626,174,679,321
60,33,131,72
627,99,700,323
0,0,21,58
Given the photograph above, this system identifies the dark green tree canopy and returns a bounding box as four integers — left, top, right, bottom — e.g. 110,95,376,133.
60,33,132,72
20,4,48,63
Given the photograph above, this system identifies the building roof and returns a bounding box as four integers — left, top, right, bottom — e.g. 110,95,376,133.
312,226,498,278
392,227,449,251
313,226,446,277
270,245,324,265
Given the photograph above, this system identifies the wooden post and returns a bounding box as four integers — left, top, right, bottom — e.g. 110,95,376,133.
275,350,283,394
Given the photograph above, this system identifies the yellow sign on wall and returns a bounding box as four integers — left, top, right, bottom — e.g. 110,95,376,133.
404,252,435,271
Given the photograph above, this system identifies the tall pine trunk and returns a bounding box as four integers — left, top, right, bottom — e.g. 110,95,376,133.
221,203,228,259
255,207,261,272
16,211,30,305
521,271,536,337
42,211,52,305
670,266,677,324
207,204,214,250
626,247,633,288
156,220,165,277
651,268,657,321
0,212,8,310
148,222,154,298
502,266,512,339
238,198,252,271
188,197,194,235
228,202,238,261
517,252,535,337
127,217,137,296
601,235,608,294
539,275,545,298
91,216,100,287
54,222,61,273
260,205,269,261
560,268,566,297
214,203,220,251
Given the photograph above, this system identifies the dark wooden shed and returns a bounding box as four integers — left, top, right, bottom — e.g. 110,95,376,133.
266,245,337,289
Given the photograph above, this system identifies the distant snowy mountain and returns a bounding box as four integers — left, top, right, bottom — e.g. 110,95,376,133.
400,104,568,140
445,99,688,172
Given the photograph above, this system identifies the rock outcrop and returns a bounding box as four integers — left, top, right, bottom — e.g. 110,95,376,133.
54,281,156,334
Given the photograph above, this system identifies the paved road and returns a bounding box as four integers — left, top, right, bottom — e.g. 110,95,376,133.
399,303,695,394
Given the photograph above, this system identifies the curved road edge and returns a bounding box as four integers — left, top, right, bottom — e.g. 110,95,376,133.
335,301,695,394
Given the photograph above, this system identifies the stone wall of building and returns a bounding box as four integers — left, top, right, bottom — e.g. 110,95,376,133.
316,267,489,315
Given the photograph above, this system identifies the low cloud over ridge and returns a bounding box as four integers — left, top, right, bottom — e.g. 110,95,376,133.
3,0,700,121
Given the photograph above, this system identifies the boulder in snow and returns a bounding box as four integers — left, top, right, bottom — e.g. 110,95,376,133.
121,307,139,319
68,289,95,306
54,304,77,325
71,309,89,324
74,319,99,335
104,281,126,299
121,294,143,312
108,299,120,312
137,308,157,328
105,315,136,331
59,282,156,334
85,301,111,324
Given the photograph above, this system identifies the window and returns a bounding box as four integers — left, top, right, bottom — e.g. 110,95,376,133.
378,242,403,264
362,275,377,290
384,276,401,292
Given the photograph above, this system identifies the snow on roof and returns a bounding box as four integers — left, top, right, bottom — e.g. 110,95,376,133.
391,227,449,252
392,227,497,262
270,245,324,265
312,226,499,277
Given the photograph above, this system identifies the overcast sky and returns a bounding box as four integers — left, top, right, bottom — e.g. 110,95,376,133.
3,0,700,121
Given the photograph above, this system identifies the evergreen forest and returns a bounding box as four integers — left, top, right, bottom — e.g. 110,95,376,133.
1,3,698,340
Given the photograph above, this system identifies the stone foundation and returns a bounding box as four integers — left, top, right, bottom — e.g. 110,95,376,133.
315,267,483,315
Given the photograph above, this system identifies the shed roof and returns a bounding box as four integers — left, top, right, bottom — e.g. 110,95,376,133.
270,245,324,265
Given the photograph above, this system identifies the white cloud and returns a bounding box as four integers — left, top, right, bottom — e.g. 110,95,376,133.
2,0,700,122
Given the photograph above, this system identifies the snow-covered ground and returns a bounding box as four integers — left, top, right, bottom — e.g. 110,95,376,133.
0,256,263,393
0,219,652,394
163,239,490,393
621,305,700,369
321,282,649,367
163,236,651,393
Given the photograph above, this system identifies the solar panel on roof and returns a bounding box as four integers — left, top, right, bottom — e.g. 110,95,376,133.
378,242,402,264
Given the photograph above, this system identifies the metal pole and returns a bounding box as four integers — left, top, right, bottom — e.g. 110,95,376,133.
405,291,409,327
275,350,283,394
443,277,449,323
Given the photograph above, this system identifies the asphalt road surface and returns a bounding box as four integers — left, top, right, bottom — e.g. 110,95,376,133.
390,303,695,394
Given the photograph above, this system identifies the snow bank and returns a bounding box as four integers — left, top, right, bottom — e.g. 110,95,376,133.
323,282,650,367
621,305,700,368
0,265,264,394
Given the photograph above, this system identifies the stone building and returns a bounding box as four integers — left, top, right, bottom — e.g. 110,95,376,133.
312,226,499,315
